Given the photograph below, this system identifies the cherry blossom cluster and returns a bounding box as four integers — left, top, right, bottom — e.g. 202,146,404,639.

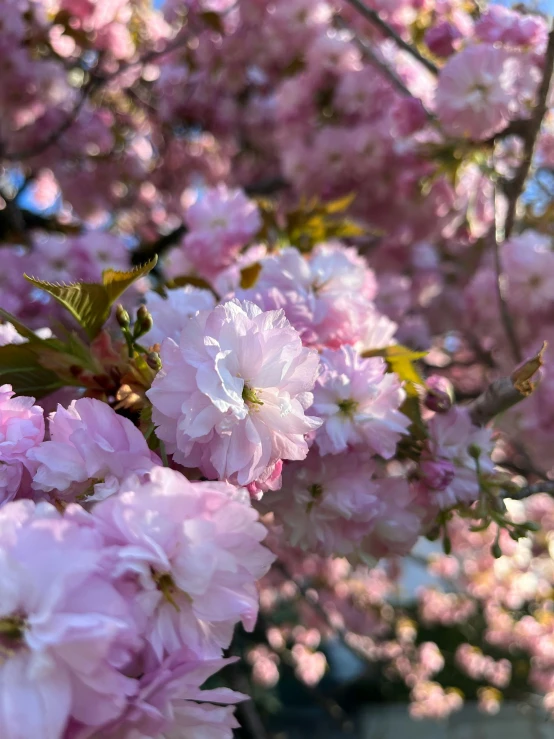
2,0,554,733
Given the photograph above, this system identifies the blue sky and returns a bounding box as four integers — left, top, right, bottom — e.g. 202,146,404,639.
494,0,554,10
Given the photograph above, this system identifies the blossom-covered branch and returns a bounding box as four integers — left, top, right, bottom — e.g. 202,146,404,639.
343,0,439,75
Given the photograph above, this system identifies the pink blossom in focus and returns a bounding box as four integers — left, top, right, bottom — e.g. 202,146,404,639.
237,243,378,348
142,286,216,346
30,398,159,502
93,466,275,660
147,300,321,487
0,385,45,506
311,345,409,458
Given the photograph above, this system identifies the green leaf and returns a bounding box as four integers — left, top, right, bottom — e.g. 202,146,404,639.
25,257,158,340
102,256,158,305
240,262,262,289
167,274,216,294
363,344,427,397
0,344,64,398
23,277,111,340
324,192,356,214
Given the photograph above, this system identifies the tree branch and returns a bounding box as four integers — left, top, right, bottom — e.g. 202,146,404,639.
489,220,523,364
503,24,554,239
131,224,186,266
4,37,191,162
467,343,545,426
343,0,438,75
335,14,434,119
508,481,554,500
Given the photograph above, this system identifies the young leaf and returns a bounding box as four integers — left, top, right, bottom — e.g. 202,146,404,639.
0,344,64,398
362,345,427,397
240,262,262,289
102,256,158,305
25,257,158,341
324,192,356,214
23,278,110,340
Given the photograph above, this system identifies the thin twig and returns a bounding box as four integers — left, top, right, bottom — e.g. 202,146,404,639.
5,37,191,161
503,24,554,239
227,661,271,739
343,0,438,75
508,481,554,500
489,221,523,364
335,15,434,120
274,561,372,668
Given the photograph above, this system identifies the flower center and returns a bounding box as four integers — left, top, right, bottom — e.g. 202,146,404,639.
152,570,181,611
0,615,25,642
242,384,264,407
338,398,358,416
309,483,323,499
0,615,26,659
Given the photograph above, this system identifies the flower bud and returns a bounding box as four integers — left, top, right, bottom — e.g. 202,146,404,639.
424,375,453,413
116,304,130,329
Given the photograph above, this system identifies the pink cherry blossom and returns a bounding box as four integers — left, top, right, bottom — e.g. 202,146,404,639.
0,499,139,738
173,185,261,280
142,286,216,346
361,478,423,560
147,299,321,487
0,385,45,506
92,466,275,660
266,452,382,557
85,649,245,739
435,44,527,140
237,243,378,348
30,398,159,502
311,345,410,458
417,407,495,510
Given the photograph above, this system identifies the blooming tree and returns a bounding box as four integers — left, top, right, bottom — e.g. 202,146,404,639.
2,0,554,736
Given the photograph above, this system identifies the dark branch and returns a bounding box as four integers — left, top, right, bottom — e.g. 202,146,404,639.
503,24,554,239
489,220,523,364
343,0,438,75
508,481,554,501
4,37,191,162
467,343,545,426
335,14,434,118
131,225,187,266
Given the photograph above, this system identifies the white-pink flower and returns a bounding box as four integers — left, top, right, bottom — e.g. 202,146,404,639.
30,398,158,502
311,346,409,459
0,384,44,505
181,185,261,280
93,466,275,661
0,499,139,738
147,299,322,487
435,44,522,140
361,478,423,560
88,648,245,739
237,243,377,348
266,452,381,557
418,407,494,510
142,285,216,346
